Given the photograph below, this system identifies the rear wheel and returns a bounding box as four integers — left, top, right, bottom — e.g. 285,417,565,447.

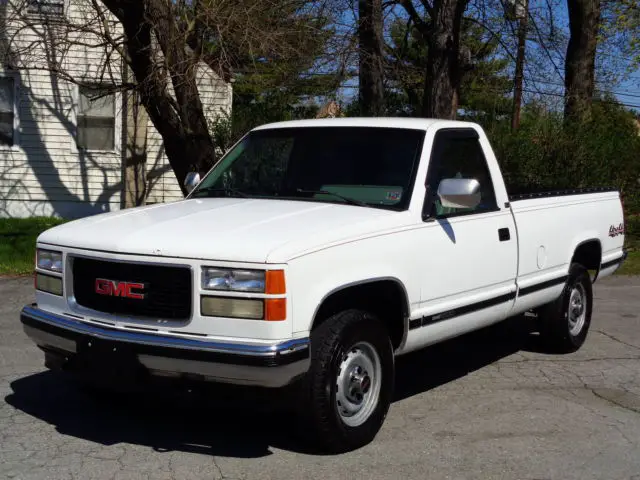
537,263,593,353
304,309,394,453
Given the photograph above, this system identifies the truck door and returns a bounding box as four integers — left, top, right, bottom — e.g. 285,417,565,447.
405,128,518,351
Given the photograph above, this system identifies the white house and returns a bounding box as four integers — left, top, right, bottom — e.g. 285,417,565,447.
0,0,232,218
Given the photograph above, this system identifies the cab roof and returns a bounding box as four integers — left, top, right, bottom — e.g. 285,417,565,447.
252,117,480,132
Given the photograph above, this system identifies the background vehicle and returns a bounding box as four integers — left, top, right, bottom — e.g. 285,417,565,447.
21,118,626,452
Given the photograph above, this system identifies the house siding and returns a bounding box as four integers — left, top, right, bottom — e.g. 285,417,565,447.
0,0,232,218
145,64,232,204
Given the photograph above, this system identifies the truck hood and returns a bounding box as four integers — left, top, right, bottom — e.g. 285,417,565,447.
38,198,406,263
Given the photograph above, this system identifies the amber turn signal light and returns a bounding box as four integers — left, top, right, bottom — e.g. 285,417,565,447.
265,270,286,294
265,298,286,321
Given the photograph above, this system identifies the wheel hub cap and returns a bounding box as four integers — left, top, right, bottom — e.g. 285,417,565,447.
347,370,371,403
335,342,382,427
568,284,587,336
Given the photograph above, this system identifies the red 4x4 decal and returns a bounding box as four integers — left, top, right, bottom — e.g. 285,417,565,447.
609,223,625,237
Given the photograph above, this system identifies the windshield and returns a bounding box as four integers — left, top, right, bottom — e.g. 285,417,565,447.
189,126,426,210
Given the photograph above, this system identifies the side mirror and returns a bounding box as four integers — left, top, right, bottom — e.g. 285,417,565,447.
437,178,481,209
184,172,201,194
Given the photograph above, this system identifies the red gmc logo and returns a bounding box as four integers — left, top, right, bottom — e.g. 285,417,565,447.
95,278,146,300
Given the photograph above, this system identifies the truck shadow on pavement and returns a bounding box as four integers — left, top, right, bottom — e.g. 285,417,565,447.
5,314,551,457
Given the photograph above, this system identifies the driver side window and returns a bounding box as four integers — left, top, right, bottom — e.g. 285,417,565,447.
215,136,293,194
425,130,498,218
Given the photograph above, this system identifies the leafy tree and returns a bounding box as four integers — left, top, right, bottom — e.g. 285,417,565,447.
385,16,512,119
230,65,340,145
101,0,338,189
3,0,335,192
601,0,640,72
396,0,471,119
486,97,640,213
212,2,341,147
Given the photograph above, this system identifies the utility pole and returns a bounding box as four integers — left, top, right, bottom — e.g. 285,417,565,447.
121,58,148,208
511,0,528,131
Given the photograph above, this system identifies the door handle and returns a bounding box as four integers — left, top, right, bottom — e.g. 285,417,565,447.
498,228,511,242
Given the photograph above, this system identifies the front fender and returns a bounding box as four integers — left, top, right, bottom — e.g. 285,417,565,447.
285,240,419,336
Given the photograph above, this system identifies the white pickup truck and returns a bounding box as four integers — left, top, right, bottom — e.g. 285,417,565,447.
21,118,626,452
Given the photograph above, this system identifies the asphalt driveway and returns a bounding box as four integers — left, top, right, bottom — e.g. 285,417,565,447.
1,276,639,479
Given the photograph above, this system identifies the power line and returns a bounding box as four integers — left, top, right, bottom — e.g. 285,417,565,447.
527,78,640,99
342,83,640,110
239,71,640,100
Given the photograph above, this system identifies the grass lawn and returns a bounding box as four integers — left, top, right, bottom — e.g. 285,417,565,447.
2,215,640,276
616,250,640,275
0,217,66,276
616,214,640,275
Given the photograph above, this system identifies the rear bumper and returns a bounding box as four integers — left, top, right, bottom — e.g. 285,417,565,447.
600,250,628,271
20,305,310,388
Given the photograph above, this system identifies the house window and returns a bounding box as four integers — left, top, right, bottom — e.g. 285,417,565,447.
27,0,65,16
77,86,115,151
0,77,15,146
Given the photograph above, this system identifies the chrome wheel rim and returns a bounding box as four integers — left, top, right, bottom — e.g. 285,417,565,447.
335,341,382,427
568,283,587,336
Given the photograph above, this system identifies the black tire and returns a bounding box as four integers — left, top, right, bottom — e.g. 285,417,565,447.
304,309,394,453
537,262,593,353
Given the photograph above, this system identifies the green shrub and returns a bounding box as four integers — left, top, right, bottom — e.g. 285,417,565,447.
484,100,640,214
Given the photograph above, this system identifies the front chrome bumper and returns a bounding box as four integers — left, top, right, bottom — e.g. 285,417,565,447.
20,305,310,388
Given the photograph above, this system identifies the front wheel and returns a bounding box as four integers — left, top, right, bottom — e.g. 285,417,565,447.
537,262,593,353
304,309,394,453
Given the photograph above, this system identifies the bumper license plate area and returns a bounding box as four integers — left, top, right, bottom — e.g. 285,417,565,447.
76,336,141,378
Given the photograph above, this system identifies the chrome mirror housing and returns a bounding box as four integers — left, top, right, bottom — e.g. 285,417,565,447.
437,178,481,209
184,172,201,194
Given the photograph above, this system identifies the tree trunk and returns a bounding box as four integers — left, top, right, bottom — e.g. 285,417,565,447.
358,0,385,116
422,0,469,119
511,0,528,131
101,0,217,195
145,0,216,177
564,0,601,121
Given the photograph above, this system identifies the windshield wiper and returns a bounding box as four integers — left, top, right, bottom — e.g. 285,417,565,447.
295,188,368,207
191,187,249,198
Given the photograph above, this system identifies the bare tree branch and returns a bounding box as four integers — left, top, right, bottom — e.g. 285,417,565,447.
397,0,430,34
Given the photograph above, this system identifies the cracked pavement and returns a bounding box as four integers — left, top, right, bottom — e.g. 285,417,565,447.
1,275,639,479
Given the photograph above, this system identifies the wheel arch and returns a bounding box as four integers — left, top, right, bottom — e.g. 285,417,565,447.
570,237,602,281
310,277,411,352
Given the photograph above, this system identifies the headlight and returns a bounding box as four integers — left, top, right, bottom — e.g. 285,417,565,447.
36,249,63,273
202,268,265,292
